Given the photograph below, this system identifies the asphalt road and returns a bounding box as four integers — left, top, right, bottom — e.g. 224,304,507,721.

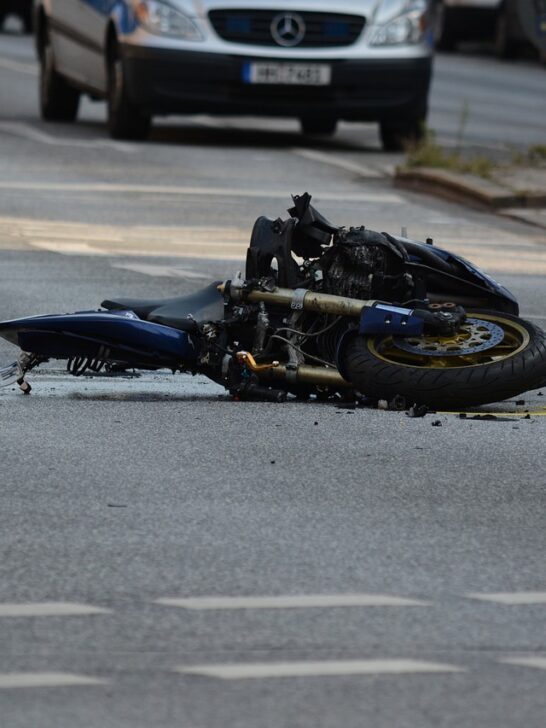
0,31,546,728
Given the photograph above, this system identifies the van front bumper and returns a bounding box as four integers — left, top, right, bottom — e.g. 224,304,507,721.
121,45,432,121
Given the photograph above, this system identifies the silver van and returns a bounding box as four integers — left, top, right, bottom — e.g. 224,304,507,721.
34,0,434,149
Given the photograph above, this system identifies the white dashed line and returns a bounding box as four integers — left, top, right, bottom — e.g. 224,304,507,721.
111,263,213,279
466,592,546,605
0,673,108,689
0,180,403,203
0,122,135,153
292,148,384,179
0,603,111,617
155,594,430,610
500,657,546,671
0,56,38,75
175,659,465,680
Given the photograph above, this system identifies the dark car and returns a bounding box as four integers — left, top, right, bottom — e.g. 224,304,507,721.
0,0,33,33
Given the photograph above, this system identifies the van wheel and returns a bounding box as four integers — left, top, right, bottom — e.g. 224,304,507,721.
107,51,151,141
494,7,517,59
380,119,425,152
40,35,80,122
21,6,33,33
300,117,338,136
433,2,458,51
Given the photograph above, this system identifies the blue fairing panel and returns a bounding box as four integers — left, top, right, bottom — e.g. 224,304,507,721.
0,311,196,364
400,238,518,311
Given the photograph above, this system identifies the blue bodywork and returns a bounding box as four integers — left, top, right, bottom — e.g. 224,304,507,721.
360,304,424,336
396,237,519,314
0,310,196,368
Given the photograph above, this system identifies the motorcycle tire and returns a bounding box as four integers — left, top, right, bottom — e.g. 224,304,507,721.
340,311,546,409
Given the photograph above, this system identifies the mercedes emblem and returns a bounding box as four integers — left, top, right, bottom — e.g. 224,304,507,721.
271,13,306,47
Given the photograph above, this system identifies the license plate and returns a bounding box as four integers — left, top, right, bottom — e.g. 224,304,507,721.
243,63,331,86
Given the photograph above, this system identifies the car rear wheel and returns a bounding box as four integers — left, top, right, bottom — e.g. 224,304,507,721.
107,49,151,141
300,117,338,136
39,32,80,122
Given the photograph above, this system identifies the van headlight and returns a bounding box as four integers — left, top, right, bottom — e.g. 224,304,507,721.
370,6,427,46
132,0,203,40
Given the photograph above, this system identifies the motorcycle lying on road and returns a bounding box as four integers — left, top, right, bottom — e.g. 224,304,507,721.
1,194,545,408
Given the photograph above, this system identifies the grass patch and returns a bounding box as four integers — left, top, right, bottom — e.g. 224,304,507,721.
405,131,494,178
512,144,546,166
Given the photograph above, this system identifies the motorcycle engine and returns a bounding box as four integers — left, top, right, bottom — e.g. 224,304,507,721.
319,227,412,302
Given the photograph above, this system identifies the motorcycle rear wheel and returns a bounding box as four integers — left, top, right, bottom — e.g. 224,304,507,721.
341,311,546,409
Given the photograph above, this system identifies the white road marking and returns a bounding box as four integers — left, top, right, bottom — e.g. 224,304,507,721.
466,592,546,605
0,180,403,203
176,659,465,680
500,657,546,670
0,56,38,75
0,602,110,617
30,241,112,256
111,262,210,279
0,673,108,689
0,122,135,153
155,594,430,610
292,148,384,179
522,313,546,322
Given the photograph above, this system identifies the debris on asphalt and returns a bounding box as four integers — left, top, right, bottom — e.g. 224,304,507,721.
431,420,443,427
406,404,429,418
388,395,407,411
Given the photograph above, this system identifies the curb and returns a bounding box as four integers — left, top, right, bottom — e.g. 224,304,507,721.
394,167,546,212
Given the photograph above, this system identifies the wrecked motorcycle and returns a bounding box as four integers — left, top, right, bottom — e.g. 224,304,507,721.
1,193,545,408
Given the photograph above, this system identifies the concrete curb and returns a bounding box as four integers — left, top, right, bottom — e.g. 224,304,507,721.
394,167,546,212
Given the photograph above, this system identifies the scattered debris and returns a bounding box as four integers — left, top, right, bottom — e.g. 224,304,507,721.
538,392,543,397
270,460,276,464
515,399,525,405
388,395,407,411
314,421,319,426
107,504,127,508
406,404,429,418
523,414,531,420
431,420,443,427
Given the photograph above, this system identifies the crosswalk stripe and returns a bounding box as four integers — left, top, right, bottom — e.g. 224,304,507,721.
156,594,430,610
0,602,111,617
0,180,403,203
0,673,108,689
175,659,465,680
500,657,546,670
292,148,384,179
466,592,546,605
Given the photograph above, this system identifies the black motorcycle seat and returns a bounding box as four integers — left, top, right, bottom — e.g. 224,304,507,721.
101,282,225,331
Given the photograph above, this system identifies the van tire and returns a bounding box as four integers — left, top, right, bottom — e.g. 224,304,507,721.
107,50,151,141
39,33,80,122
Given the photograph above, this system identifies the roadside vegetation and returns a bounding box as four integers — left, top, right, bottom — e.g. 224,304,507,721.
405,130,495,178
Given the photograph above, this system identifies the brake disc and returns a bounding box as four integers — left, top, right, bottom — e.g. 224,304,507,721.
392,318,505,357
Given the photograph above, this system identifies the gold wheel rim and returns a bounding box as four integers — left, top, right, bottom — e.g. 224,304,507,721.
368,313,530,369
